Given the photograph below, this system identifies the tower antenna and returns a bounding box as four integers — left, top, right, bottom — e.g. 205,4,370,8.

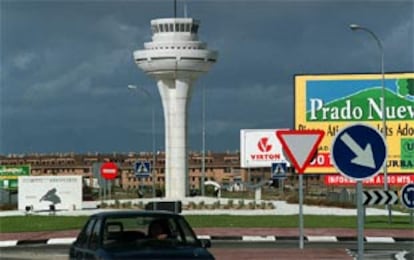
184,2,187,18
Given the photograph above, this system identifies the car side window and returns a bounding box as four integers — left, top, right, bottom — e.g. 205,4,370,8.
89,218,102,249
176,217,197,245
77,217,97,247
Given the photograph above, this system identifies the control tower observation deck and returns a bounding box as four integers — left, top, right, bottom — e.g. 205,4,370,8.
133,18,218,199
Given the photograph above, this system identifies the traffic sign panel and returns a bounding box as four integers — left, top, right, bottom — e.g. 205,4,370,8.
331,124,387,181
362,190,399,205
134,161,151,178
400,183,414,209
276,130,324,174
100,162,118,180
271,162,287,179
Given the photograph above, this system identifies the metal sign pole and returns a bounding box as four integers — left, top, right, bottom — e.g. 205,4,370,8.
109,180,111,200
98,173,102,203
357,180,364,260
104,179,107,201
299,174,304,249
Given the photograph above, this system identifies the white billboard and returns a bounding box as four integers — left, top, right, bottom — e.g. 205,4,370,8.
18,176,82,211
240,129,289,168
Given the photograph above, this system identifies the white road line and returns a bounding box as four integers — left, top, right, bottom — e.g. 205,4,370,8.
307,236,338,242
0,240,18,247
242,236,276,241
197,235,211,239
365,237,395,243
47,238,76,245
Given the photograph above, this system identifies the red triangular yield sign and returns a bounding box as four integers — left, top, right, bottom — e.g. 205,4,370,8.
276,130,324,174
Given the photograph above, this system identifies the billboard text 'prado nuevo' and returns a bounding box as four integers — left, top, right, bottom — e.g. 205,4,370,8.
295,73,414,174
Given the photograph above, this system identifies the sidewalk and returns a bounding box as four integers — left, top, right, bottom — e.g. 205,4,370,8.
1,199,412,246
1,227,413,247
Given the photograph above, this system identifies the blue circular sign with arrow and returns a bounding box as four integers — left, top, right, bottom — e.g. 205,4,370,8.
400,183,414,209
331,124,387,180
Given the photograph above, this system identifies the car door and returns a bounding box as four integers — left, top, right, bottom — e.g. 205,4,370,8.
71,217,98,260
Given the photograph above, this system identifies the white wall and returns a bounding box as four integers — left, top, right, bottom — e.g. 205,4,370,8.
18,176,82,211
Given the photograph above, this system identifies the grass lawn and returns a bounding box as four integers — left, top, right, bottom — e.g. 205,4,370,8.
0,215,412,233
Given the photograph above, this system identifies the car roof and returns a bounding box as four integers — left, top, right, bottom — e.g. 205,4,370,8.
90,210,181,219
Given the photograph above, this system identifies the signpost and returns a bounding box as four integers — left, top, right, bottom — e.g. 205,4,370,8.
362,190,399,205
100,162,118,180
276,129,324,249
100,162,118,200
134,161,151,198
331,123,387,260
271,162,287,193
400,183,414,209
400,183,414,224
271,162,287,179
134,161,151,178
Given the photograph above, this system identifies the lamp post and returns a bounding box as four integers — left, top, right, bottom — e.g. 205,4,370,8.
127,85,156,199
349,24,390,222
350,24,388,190
201,84,206,197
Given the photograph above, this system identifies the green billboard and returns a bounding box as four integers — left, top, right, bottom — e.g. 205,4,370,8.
0,165,31,190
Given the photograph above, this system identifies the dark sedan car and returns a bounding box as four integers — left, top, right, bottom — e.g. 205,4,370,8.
69,210,214,259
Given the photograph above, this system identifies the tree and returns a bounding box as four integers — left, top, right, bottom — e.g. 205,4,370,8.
397,79,414,96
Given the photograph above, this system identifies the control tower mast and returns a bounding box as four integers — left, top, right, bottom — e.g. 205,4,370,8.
134,18,218,199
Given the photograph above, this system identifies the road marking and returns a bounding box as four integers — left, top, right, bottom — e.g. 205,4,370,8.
197,235,211,239
242,236,276,241
365,237,395,243
306,236,338,242
47,238,76,245
0,240,18,247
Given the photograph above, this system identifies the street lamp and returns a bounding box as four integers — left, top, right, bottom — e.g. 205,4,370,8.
127,84,156,199
349,24,388,190
201,84,206,197
349,24,391,226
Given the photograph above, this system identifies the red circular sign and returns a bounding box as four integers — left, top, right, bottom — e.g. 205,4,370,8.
100,162,118,180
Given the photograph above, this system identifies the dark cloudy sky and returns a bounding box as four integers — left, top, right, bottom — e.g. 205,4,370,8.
1,0,413,155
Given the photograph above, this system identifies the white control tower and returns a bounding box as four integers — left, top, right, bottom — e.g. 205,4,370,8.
134,18,218,199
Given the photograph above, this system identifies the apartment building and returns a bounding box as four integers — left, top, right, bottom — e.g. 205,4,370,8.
1,151,288,192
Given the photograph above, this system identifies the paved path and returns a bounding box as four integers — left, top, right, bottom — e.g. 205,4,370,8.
1,199,412,244
1,228,413,242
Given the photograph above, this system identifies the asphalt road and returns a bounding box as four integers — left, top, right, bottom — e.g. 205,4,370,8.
0,241,413,260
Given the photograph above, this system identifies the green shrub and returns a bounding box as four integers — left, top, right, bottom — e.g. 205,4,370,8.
213,200,221,209
187,201,197,209
99,202,108,208
227,200,234,208
121,201,132,208
197,201,205,209
248,201,256,209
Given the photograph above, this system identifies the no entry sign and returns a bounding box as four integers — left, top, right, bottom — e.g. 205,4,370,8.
100,162,118,180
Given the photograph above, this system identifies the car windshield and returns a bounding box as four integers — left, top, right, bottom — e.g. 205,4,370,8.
102,214,199,249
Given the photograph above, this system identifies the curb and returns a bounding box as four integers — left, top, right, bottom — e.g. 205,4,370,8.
1,235,413,247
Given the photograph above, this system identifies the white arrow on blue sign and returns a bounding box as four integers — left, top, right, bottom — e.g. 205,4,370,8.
331,124,387,181
134,161,151,178
400,183,414,209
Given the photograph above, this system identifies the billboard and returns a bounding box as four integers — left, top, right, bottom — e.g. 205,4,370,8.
0,165,30,190
240,129,289,168
295,73,414,174
18,176,82,211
